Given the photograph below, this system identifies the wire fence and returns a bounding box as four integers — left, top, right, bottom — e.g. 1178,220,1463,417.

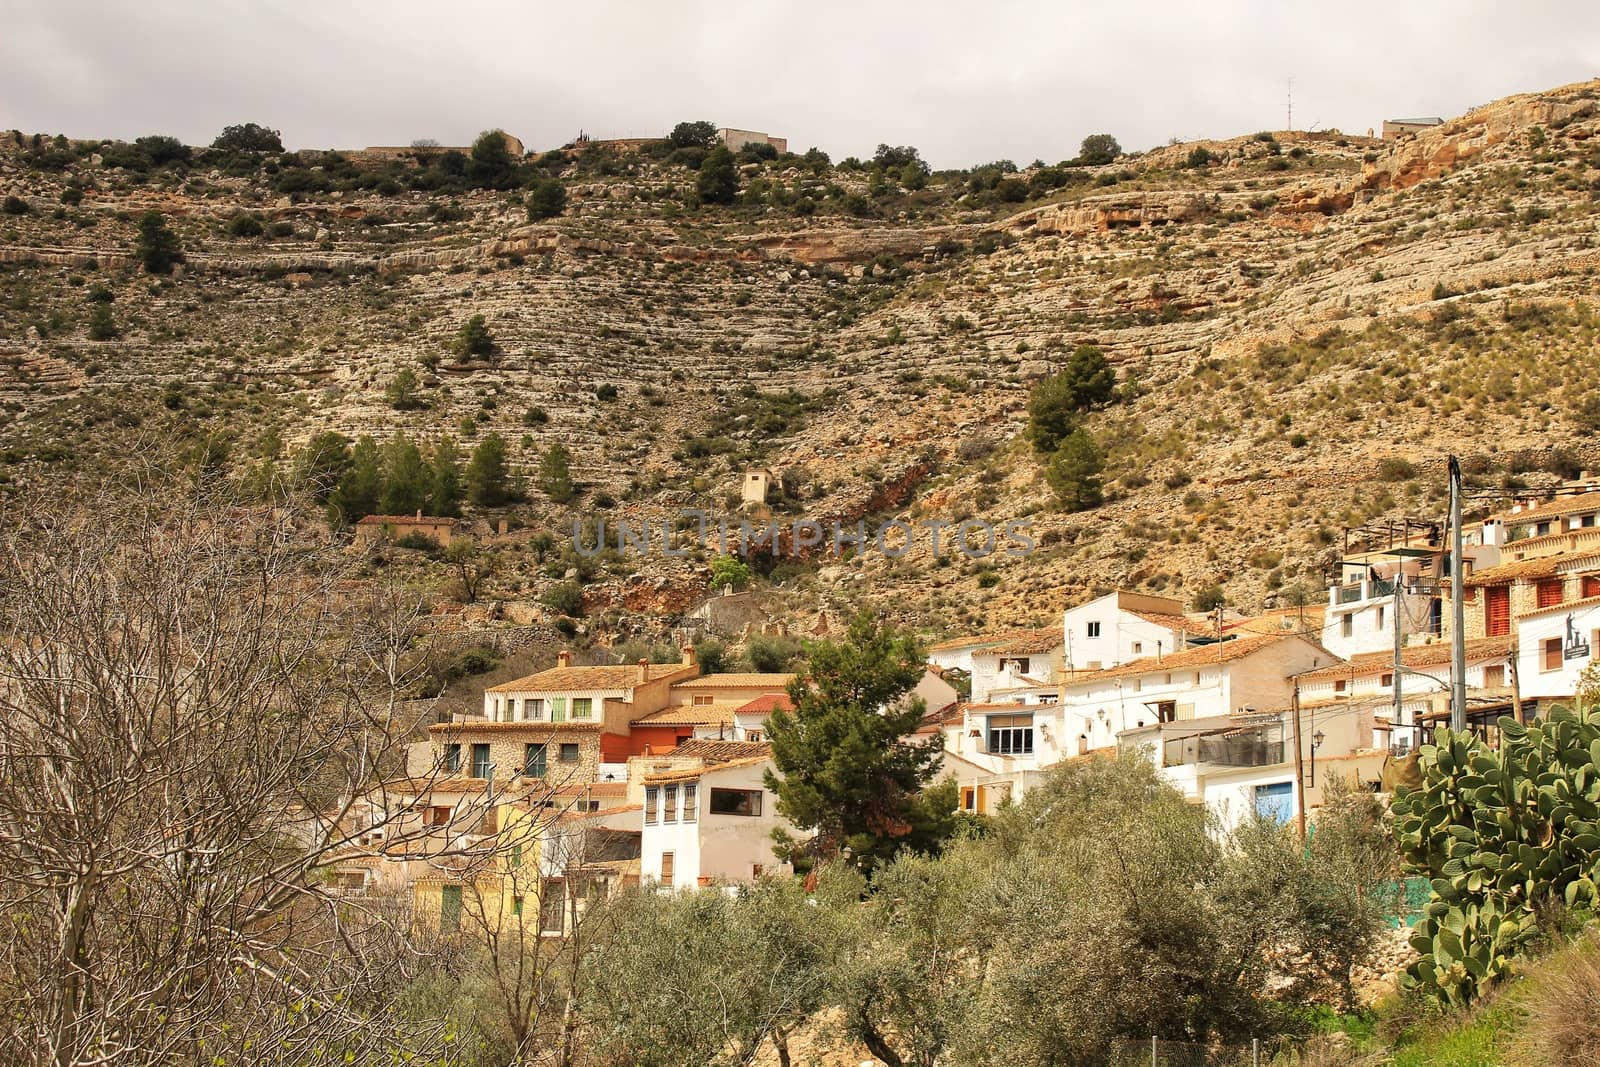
1106,1037,1278,1067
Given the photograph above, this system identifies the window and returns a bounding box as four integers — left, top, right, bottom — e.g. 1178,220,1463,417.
559,743,581,763
693,694,714,706
1544,638,1562,672
1485,586,1511,637
1132,641,1142,654
644,786,659,825
1537,579,1565,608
443,743,461,773
961,786,976,812
512,895,524,916
510,844,522,869
1380,673,1394,688
470,743,492,780
663,784,678,823
660,852,675,884
440,884,462,931
540,879,565,934
1375,606,1386,631
551,697,567,723
752,863,764,878
709,788,763,817
1086,621,1101,638
1483,665,1505,688
987,714,1034,755
426,805,451,827
524,743,547,778
1155,700,1176,724
504,698,516,719
1334,679,1347,694
527,698,545,720
745,730,762,743
1584,576,1600,599
572,697,594,718
683,783,697,822
1341,614,1354,638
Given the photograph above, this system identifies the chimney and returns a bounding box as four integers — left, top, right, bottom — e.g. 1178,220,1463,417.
415,509,422,521
497,519,509,536
637,658,649,683
681,643,697,667
557,650,573,668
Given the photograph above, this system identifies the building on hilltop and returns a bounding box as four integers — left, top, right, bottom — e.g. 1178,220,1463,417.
1381,117,1444,140
718,128,788,154
353,510,459,546
1061,590,1206,673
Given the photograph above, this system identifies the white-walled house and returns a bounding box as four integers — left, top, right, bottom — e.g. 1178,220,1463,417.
639,749,793,889
927,634,1011,678
1061,590,1200,673
1058,633,1332,752
1514,597,1600,704
969,627,1062,704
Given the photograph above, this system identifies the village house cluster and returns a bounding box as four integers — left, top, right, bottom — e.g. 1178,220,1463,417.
324,485,1600,939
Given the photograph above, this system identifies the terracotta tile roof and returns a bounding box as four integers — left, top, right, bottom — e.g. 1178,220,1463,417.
1297,636,1513,683
1066,633,1300,685
955,700,1039,712
982,627,1063,657
1129,611,1201,633
643,752,773,785
1466,555,1572,586
355,513,460,526
486,663,696,693
428,720,604,733
926,632,1014,652
1495,490,1600,526
1517,594,1600,621
670,673,795,689
736,693,794,715
666,738,772,762
630,701,746,726
551,781,629,797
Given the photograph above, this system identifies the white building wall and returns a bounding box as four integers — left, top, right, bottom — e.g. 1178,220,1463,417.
1515,602,1600,700
639,762,790,889
1062,594,1188,672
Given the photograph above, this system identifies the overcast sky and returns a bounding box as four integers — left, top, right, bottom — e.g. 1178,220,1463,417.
5,2,1599,169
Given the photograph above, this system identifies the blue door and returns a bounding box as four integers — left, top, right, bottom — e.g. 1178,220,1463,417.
1254,781,1294,823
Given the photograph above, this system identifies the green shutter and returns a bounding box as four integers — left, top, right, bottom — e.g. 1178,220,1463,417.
551,697,567,723
440,884,462,931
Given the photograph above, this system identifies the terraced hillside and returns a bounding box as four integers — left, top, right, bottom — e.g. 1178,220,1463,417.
5,80,1600,641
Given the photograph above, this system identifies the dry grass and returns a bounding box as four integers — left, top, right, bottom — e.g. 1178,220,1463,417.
1520,930,1600,1065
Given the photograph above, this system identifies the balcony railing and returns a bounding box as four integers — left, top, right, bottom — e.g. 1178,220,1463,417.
1164,735,1285,768
1334,578,1397,605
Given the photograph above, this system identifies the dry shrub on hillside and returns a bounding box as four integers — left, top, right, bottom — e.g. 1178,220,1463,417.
1521,932,1600,1064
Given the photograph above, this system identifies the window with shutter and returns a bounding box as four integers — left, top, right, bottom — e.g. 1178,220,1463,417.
1537,579,1564,608
660,852,675,884
1544,638,1562,672
1585,575,1600,599
1485,586,1511,637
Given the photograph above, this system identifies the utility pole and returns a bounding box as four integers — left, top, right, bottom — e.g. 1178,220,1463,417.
1449,455,1468,733
1392,578,1405,743
1287,78,1293,132
1292,681,1307,841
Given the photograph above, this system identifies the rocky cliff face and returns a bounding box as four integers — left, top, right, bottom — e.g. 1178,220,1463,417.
4,78,1600,640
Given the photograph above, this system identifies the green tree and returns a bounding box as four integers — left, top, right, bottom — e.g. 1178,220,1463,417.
332,434,382,523
294,430,352,502
428,437,462,516
210,122,283,154
542,580,583,617
135,134,191,166
1026,345,1116,453
668,120,719,149
467,129,518,189
1044,428,1104,512
135,211,182,274
696,145,739,205
765,614,955,870
1078,133,1121,164
452,313,495,361
1191,583,1226,612
537,442,575,505
466,433,511,507
226,213,263,237
86,302,117,341
525,178,567,220
385,366,424,410
745,633,801,673
709,555,751,591
380,432,428,515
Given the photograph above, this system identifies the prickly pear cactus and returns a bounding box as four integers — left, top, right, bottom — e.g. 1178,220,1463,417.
1391,707,1600,1005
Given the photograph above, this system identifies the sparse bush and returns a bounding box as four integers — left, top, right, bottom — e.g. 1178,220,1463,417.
542,580,583,617
2,195,29,215
1377,457,1418,482
226,213,264,238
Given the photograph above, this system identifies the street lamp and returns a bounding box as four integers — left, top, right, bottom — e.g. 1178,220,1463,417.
1310,728,1326,788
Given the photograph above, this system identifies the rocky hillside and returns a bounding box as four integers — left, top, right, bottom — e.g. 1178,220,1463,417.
5,80,1600,642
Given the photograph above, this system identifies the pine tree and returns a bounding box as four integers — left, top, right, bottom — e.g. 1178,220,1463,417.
466,130,517,189
696,145,739,205
294,430,352,503
135,211,182,274
429,437,462,517
764,613,956,870
331,435,382,523
525,179,567,220
452,314,495,361
380,433,428,516
536,442,575,505
385,367,424,410
1027,345,1116,454
466,433,511,507
1045,428,1105,513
